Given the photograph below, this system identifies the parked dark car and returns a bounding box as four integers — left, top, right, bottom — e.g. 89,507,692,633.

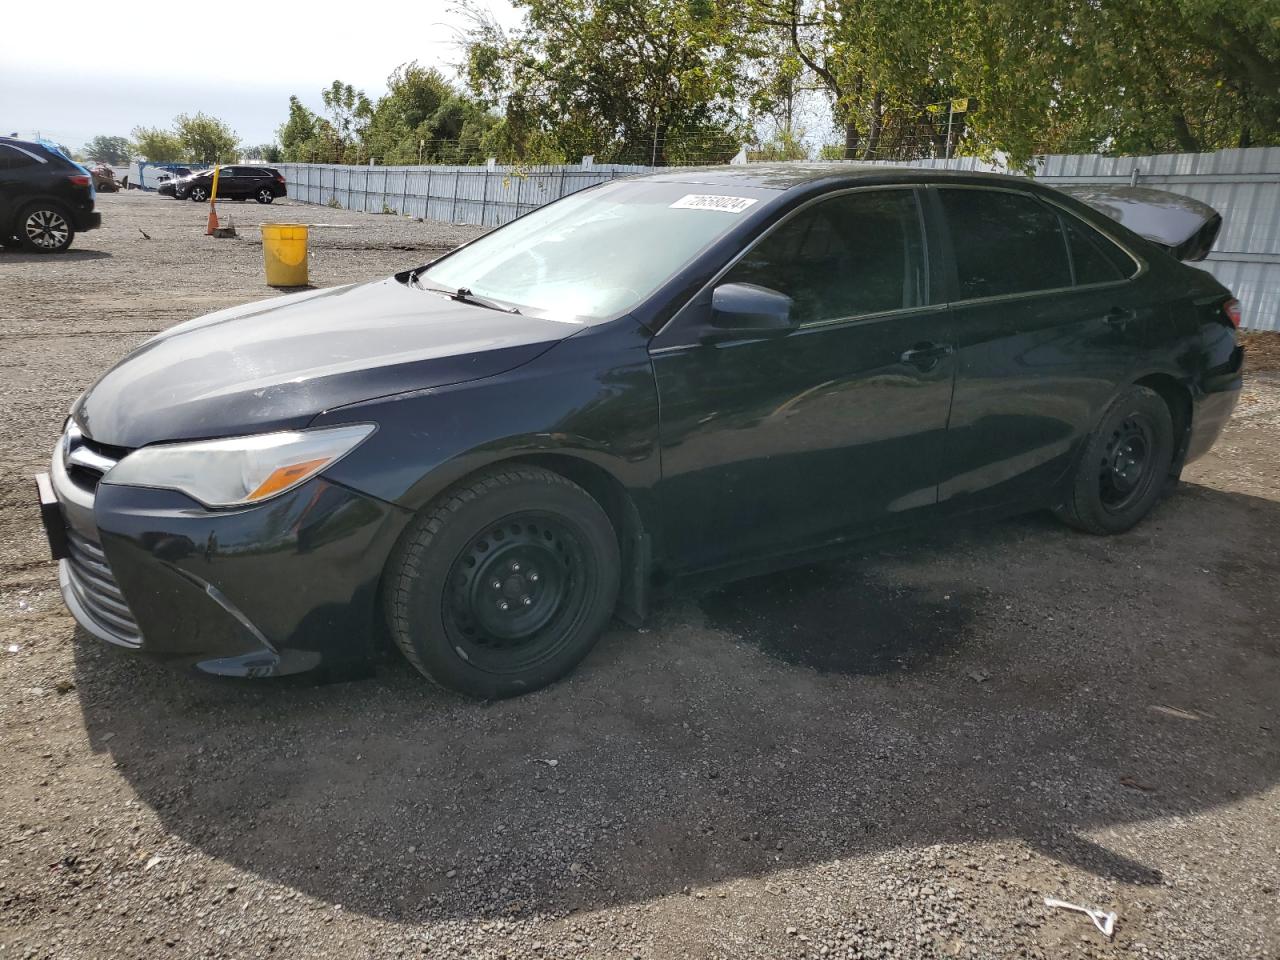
36,166,1242,697
156,168,197,198
0,137,102,252
180,165,286,203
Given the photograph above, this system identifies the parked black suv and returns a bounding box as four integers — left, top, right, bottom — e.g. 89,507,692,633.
183,166,287,203
0,138,102,253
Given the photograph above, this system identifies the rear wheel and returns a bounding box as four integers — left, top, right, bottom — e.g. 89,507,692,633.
385,466,620,699
18,203,74,252
1055,385,1175,534
256,188,274,204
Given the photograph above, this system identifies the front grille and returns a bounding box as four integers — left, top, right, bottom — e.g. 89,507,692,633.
63,425,128,493
64,531,142,648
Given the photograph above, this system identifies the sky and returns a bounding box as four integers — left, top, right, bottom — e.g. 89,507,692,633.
0,0,521,151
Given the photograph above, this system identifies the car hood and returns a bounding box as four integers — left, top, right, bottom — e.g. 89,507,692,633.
74,277,581,448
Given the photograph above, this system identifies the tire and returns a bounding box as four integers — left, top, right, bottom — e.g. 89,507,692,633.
1055,385,1175,535
190,186,209,202
385,466,620,699
18,203,74,253
255,188,274,204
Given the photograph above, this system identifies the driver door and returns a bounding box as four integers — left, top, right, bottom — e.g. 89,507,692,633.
650,187,956,573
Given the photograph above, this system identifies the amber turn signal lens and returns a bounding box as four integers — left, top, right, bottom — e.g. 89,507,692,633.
246,458,330,501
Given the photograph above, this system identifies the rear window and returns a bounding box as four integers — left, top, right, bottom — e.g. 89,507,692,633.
940,188,1071,299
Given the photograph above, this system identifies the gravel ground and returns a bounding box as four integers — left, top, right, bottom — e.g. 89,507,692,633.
1,191,1278,960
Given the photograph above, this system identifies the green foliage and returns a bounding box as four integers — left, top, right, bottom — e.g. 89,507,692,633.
174,112,240,163
82,135,132,165
130,126,185,162
244,143,283,163
274,1,1279,169
460,0,758,163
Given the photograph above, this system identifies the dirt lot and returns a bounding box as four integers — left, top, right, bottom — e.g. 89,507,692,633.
1,191,1278,960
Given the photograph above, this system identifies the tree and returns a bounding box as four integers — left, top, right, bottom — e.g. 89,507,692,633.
130,126,185,162
321,81,373,161
244,143,283,163
460,0,760,164
174,112,239,164
82,135,132,165
278,96,320,161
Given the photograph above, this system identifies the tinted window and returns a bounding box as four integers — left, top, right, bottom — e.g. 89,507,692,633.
723,190,927,323
1063,215,1136,282
0,145,39,170
940,189,1071,299
1063,216,1125,284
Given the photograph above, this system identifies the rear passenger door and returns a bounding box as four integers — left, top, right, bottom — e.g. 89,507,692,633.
933,186,1148,513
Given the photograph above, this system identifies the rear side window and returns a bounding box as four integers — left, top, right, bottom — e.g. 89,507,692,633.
724,189,927,323
1062,214,1136,282
940,189,1071,299
0,145,41,170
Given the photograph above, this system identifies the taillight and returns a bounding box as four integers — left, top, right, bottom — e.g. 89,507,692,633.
68,174,91,187
1223,298,1242,328
274,174,285,183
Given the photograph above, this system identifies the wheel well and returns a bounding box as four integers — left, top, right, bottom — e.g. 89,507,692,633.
1134,373,1193,473
505,454,651,625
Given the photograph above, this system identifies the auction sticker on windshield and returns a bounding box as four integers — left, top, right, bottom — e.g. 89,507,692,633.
669,194,759,213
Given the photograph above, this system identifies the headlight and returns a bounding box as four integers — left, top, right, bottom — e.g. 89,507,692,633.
102,424,376,508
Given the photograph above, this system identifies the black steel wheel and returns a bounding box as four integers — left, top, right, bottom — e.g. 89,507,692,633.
385,466,620,698
190,185,209,202
1056,385,1175,534
18,204,74,252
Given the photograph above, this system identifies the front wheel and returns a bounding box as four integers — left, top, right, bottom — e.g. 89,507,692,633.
189,186,209,202
385,466,620,699
256,188,274,204
1055,385,1175,535
19,204,74,252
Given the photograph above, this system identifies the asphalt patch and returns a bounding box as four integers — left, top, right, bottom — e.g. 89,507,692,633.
701,559,978,674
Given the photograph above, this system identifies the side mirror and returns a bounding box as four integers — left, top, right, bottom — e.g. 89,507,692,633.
704,282,797,342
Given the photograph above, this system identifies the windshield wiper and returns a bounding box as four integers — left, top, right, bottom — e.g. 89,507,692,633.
408,273,520,314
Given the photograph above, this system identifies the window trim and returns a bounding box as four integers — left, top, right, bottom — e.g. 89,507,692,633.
932,184,1146,310
655,184,932,345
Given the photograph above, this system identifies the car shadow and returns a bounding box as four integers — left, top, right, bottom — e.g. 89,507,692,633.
72,482,1280,922
0,248,113,261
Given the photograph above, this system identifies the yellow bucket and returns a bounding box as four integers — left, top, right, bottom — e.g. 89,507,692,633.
261,223,309,287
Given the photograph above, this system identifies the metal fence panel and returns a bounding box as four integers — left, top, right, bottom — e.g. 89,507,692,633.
279,150,1279,330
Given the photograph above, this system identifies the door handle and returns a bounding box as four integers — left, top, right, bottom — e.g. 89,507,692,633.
1104,307,1137,327
900,342,954,369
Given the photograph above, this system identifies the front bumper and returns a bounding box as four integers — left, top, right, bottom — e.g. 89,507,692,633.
40,435,411,677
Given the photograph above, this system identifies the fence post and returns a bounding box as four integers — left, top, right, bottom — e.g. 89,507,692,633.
514,171,523,223
558,166,567,201
450,169,460,223
481,167,490,226
424,169,432,220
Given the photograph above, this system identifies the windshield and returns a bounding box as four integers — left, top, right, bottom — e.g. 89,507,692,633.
421,179,776,322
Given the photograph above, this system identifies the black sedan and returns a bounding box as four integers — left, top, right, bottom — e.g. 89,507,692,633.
37,166,1243,697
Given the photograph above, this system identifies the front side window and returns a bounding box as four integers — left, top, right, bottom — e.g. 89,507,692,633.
940,189,1071,299
722,189,927,324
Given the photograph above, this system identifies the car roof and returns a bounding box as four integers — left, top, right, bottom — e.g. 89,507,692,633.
0,136,51,154
638,163,1035,193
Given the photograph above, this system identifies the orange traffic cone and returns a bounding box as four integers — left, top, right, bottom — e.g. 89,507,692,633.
205,204,219,235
